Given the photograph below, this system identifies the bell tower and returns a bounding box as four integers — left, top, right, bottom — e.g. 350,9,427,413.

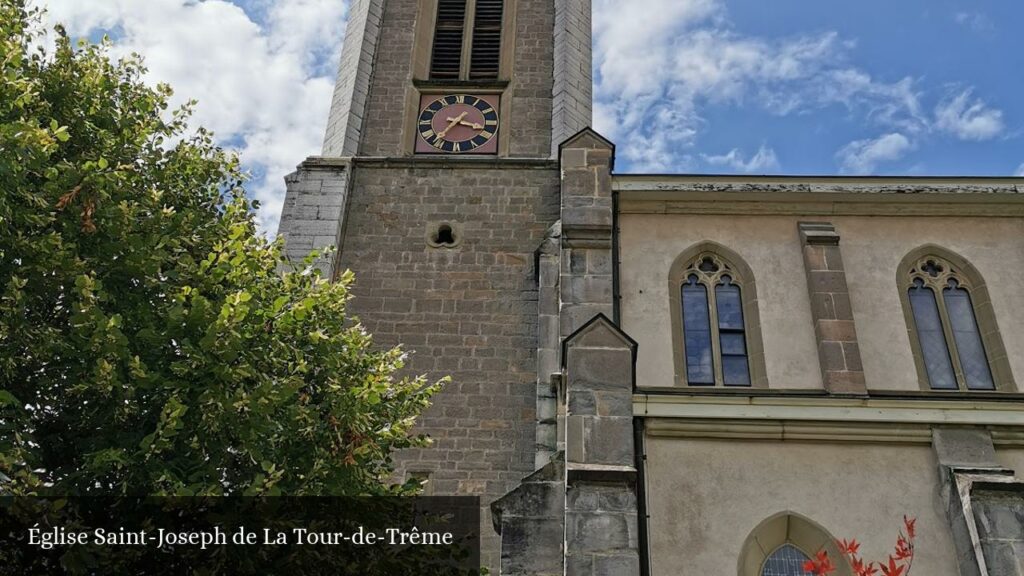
276,0,592,567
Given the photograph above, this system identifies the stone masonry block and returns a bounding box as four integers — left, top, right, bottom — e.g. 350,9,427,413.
810,293,837,321
565,555,592,576
560,304,614,336
823,245,845,271
595,389,633,418
823,370,866,394
568,275,613,303
566,511,631,552
815,319,857,343
567,484,637,513
803,245,826,270
932,428,999,468
818,340,846,372
593,553,641,576
842,342,863,371
560,206,613,228
568,389,596,415
567,348,633,392
582,415,633,466
500,519,565,575
808,270,848,294
562,169,599,199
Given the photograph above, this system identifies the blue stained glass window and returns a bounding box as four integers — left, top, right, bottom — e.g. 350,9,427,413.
682,275,714,385
944,281,994,390
761,544,810,576
716,277,744,330
909,279,956,389
717,277,750,386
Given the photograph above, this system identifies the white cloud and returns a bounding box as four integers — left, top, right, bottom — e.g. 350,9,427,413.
40,0,348,234
702,144,780,173
1015,163,1024,177
934,89,1004,141
40,0,1012,215
955,12,994,33
591,0,944,172
836,133,913,175
592,0,1008,173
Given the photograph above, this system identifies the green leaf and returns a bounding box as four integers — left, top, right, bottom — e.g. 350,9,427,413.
0,390,21,407
0,8,443,505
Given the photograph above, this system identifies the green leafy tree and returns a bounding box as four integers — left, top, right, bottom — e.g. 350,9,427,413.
0,0,442,498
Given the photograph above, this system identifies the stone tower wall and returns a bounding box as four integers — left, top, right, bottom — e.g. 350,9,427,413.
322,0,384,157
337,159,560,566
356,0,557,158
279,0,595,568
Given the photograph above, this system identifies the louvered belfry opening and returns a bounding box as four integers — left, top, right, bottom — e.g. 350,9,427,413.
430,0,466,79
469,0,503,79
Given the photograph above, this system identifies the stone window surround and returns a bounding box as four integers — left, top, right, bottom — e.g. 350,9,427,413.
404,0,519,156
738,512,852,576
897,245,1016,393
669,241,769,388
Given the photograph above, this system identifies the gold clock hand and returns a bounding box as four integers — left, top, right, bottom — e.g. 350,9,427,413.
437,112,468,139
458,120,484,130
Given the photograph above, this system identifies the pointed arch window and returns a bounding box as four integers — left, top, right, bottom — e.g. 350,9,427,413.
761,544,811,576
901,250,1014,391
679,253,751,386
739,513,852,576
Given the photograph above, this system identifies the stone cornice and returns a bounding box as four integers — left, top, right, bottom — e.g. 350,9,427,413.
634,393,1024,432
614,174,1024,193
615,175,1024,216
643,417,1024,447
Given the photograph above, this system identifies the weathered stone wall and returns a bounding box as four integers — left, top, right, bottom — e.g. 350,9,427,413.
558,130,615,337
552,0,592,157
337,159,559,567
492,454,566,576
355,0,416,157
356,0,557,159
973,485,1024,575
321,0,384,157
535,224,562,468
277,159,350,273
932,427,1024,576
507,0,556,158
563,317,640,576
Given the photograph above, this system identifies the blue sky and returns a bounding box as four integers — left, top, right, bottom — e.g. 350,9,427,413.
687,0,1024,176
40,0,1024,233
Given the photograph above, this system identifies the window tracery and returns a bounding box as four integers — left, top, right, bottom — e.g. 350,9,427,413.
679,253,751,386
906,255,994,390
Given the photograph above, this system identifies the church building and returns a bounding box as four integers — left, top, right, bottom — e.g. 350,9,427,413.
276,0,1024,574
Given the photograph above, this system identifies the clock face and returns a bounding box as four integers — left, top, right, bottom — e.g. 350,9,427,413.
415,94,500,154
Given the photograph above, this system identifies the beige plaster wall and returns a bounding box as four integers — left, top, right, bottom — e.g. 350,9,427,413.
835,215,1024,391
644,436,958,576
619,214,821,389
619,212,1024,391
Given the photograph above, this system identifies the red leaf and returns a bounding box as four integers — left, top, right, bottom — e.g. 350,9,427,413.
880,556,905,576
839,539,861,555
903,516,916,539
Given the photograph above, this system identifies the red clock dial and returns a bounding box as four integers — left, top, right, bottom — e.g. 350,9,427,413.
415,94,500,154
